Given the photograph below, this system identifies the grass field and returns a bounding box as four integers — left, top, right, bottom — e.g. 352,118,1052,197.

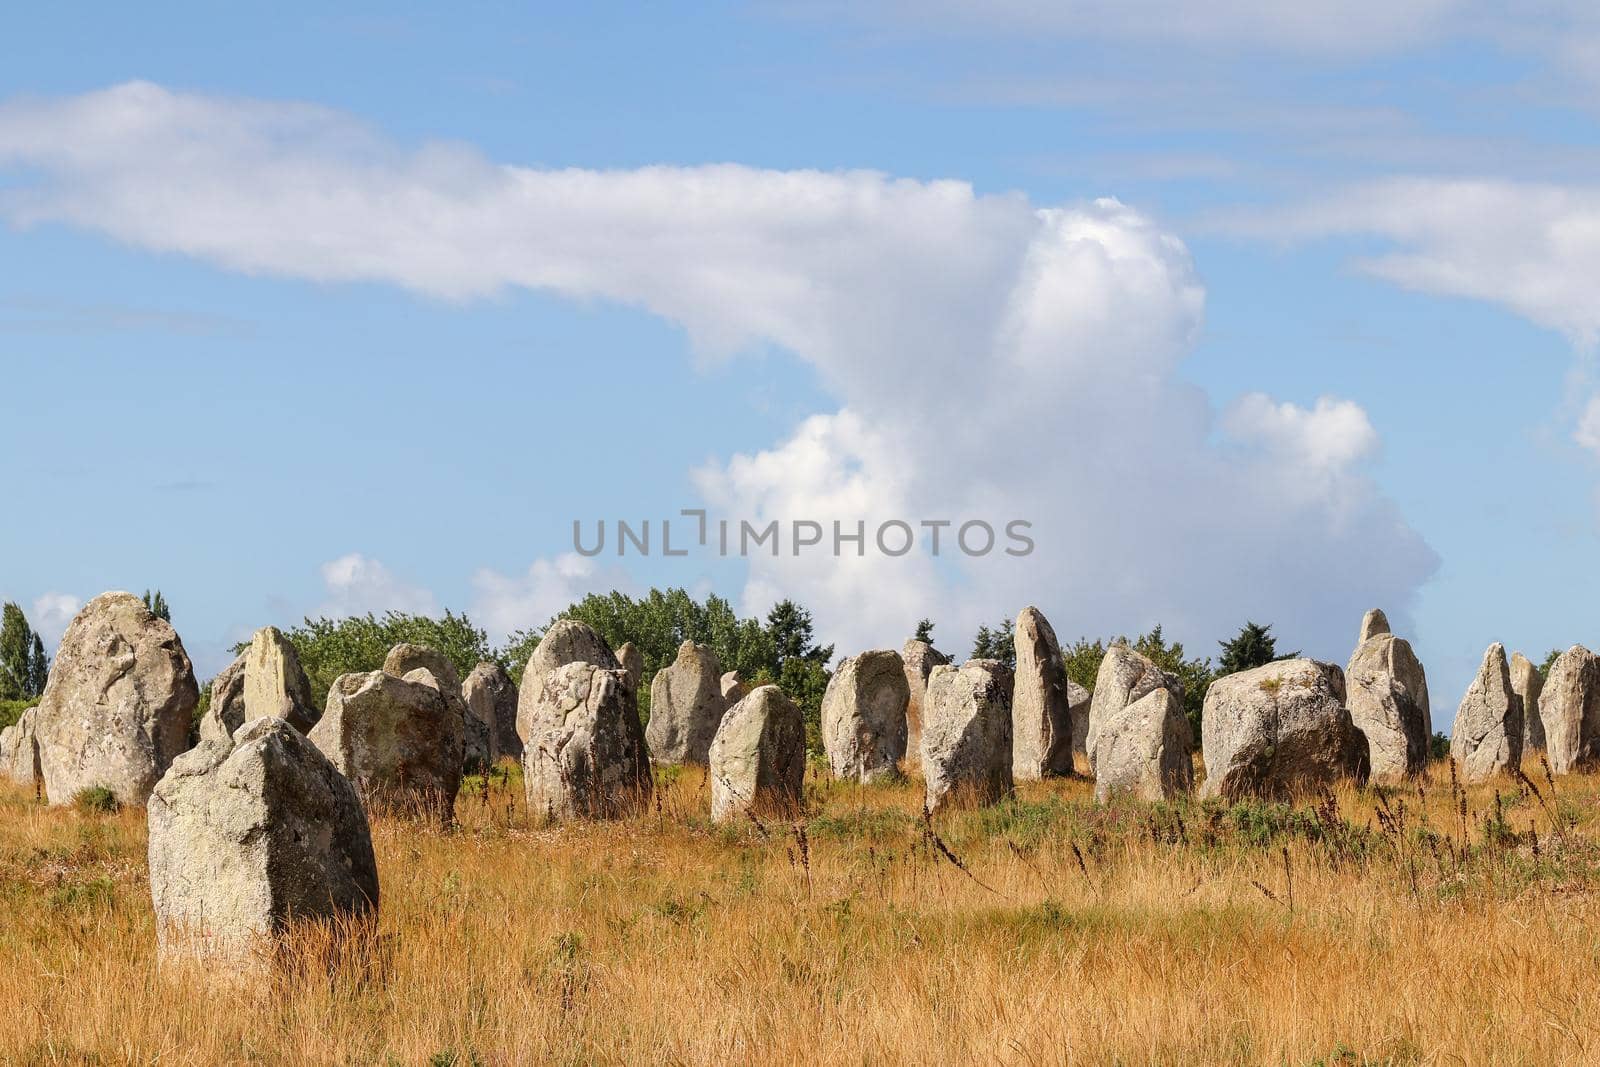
2,757,1599,1065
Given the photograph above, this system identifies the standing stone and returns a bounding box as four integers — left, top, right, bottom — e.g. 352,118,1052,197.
645,641,726,765
821,650,909,782
34,591,198,807
1012,607,1074,780
308,668,462,822
0,707,41,792
721,671,750,706
1345,629,1431,782
1541,646,1600,774
148,717,379,970
1511,652,1546,752
902,639,950,767
616,642,644,695
1201,659,1368,801
463,662,521,761
199,627,318,743
1451,644,1522,783
522,662,652,820
1068,680,1092,773
709,685,806,823
1091,688,1193,802
516,620,618,744
198,655,248,744
1358,608,1391,644
1086,644,1182,773
383,643,486,773
243,627,318,733
921,660,1013,814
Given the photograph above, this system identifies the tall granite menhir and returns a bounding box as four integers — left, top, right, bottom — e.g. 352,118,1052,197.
821,649,909,782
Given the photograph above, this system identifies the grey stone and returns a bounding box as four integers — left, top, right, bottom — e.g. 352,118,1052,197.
0,706,41,793
1359,608,1391,644
463,662,521,761
1091,688,1193,802
516,620,619,744
1068,680,1092,774
616,642,644,695
198,627,318,744
1511,651,1546,752
383,643,486,773
1345,631,1431,781
308,668,462,822
1012,606,1073,780
709,685,805,823
522,662,652,820
148,717,378,970
34,591,198,807
720,671,750,706
921,660,1013,814
901,639,950,767
1201,659,1368,801
821,649,909,782
1086,644,1182,773
1540,646,1600,774
645,641,725,765
1450,643,1522,784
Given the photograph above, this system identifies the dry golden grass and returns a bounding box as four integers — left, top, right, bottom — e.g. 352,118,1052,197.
2,757,1599,1065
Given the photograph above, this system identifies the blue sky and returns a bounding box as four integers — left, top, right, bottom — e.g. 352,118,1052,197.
2,2,1598,717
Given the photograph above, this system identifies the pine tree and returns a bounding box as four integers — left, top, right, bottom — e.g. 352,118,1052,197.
0,602,47,700
142,589,170,622
1217,621,1295,676
913,618,936,643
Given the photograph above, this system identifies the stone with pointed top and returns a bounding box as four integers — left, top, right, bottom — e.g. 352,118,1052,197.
1450,643,1522,783
1012,606,1074,780
463,662,521,761
1345,627,1431,782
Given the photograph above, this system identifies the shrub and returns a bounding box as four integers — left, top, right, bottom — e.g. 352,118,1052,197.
72,786,120,815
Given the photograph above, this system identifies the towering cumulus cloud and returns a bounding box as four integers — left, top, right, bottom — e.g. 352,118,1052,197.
0,82,1437,652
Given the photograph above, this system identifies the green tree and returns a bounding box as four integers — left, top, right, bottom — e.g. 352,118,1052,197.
1540,648,1563,678
258,610,494,710
913,618,936,643
1217,621,1296,676
142,589,171,622
971,618,1016,670
1062,636,1107,692
0,602,49,701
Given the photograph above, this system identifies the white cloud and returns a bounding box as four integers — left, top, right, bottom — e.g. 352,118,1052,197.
1577,396,1600,458
29,592,81,651
866,0,1469,54
1228,178,1600,348
0,84,1439,658
468,554,635,643
316,553,438,618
